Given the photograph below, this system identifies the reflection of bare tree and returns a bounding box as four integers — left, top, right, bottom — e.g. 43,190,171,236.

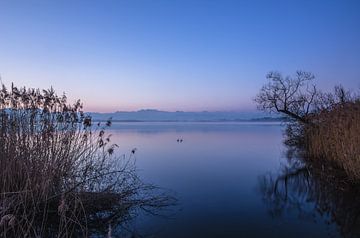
259,150,360,237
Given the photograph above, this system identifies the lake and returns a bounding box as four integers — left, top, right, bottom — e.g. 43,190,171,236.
108,122,341,238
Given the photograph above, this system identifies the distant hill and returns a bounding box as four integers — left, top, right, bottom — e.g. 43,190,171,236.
89,109,284,122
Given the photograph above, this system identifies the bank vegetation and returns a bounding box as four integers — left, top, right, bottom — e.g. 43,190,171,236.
0,83,174,237
256,71,360,182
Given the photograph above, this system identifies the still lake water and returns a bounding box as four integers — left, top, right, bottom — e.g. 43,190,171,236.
108,122,340,238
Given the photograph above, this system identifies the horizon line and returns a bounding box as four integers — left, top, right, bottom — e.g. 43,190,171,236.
86,108,262,114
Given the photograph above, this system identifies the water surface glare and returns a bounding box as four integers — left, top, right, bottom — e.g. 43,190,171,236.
109,122,340,238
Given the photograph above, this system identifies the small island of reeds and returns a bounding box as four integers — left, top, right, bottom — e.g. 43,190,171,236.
256,71,360,182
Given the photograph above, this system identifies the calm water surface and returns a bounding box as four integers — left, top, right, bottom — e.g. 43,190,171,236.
108,122,340,237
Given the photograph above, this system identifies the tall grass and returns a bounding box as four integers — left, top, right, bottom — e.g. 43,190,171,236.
0,84,174,237
304,101,360,181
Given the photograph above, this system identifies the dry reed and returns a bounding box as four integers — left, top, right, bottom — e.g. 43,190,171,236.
0,84,174,237
304,101,360,181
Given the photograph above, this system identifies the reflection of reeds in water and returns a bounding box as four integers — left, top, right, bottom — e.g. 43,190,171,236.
304,101,360,181
0,84,175,237
259,156,360,237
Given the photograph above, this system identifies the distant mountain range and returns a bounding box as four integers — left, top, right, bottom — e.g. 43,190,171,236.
89,109,285,122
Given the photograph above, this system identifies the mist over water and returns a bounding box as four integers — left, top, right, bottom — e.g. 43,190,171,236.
108,122,340,237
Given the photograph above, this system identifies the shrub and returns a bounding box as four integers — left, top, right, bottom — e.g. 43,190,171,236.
0,84,173,237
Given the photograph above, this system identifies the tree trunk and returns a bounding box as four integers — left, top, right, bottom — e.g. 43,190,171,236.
278,109,308,124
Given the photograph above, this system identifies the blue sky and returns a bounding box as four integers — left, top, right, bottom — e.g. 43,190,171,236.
0,0,359,112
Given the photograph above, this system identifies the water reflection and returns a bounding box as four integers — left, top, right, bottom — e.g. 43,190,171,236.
102,122,343,237
259,150,360,238
5,162,177,238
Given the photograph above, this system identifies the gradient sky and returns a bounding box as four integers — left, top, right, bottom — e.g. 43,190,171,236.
0,0,359,112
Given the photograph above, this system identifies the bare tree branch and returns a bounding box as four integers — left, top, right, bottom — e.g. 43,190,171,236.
255,71,316,123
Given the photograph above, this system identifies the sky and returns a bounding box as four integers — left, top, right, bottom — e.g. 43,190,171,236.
0,0,359,112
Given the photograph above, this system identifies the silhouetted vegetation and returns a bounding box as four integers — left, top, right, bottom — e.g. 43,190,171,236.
255,71,317,124
256,71,360,181
0,83,175,237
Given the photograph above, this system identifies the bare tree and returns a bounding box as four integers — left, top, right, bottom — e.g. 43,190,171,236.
255,71,318,123
314,85,355,111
